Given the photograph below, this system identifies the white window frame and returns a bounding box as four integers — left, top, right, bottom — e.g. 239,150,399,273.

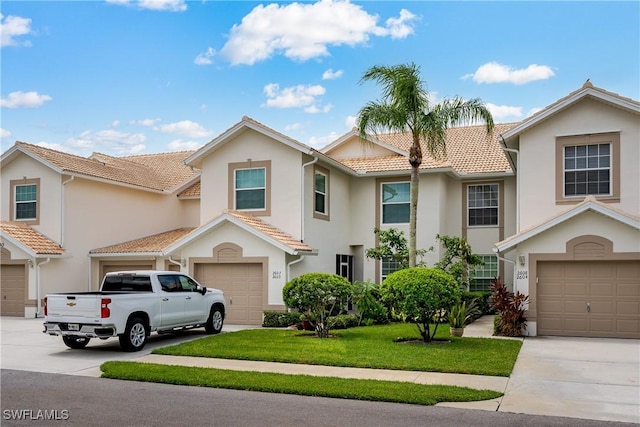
314,171,328,215
563,143,611,197
234,167,266,211
467,183,499,227
469,255,498,292
381,182,410,224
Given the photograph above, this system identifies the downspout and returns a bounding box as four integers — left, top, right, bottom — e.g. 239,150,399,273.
36,257,51,318
60,176,74,246
168,256,182,270
301,156,319,242
286,255,304,282
493,249,518,294
500,137,520,233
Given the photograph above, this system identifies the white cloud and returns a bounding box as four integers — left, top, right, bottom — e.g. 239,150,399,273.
304,104,332,114
464,62,555,85
130,118,160,126
0,128,11,139
285,123,303,131
194,47,215,65
485,103,523,120
167,139,203,151
35,142,74,153
111,120,120,127
322,69,343,80
0,91,52,108
526,107,544,117
308,131,340,149
1,14,33,47
67,129,147,155
155,120,214,138
106,0,187,12
218,0,418,65
345,115,357,129
263,83,327,110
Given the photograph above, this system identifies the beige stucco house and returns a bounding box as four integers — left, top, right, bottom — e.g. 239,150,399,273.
2,82,638,338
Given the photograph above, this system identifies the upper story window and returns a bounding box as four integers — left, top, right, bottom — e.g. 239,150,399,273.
229,160,271,215
313,166,330,220
10,178,40,225
381,182,410,224
556,132,620,204
468,184,498,226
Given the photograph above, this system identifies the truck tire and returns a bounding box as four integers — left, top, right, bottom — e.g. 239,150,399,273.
119,317,147,352
204,306,224,334
62,336,90,349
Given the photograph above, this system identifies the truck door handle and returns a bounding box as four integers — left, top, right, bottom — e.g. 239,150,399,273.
587,303,591,312
162,297,169,301
186,296,192,300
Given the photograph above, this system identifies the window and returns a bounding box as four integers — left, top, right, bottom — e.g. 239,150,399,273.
468,184,498,226
314,166,330,220
564,144,610,196
381,182,410,224
229,161,271,215
10,178,40,225
469,255,498,292
381,258,402,281
556,132,620,203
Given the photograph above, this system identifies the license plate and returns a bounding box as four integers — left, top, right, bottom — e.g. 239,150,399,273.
68,323,80,331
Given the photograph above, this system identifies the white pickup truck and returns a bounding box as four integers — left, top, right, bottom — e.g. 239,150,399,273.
43,271,226,352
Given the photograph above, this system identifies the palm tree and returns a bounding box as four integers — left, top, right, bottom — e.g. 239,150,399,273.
357,62,494,267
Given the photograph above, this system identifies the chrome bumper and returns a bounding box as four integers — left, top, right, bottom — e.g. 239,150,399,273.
43,322,117,339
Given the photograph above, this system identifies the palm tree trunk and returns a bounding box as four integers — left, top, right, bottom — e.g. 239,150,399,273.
409,164,419,267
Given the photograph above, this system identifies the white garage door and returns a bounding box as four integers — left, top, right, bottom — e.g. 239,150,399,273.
0,264,26,316
537,260,640,338
194,263,264,325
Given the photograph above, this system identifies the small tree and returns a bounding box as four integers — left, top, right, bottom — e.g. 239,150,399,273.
282,273,353,338
365,227,429,269
434,234,484,290
380,267,460,342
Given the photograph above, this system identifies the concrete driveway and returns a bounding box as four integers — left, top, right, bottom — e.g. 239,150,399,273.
500,336,640,424
2,317,639,424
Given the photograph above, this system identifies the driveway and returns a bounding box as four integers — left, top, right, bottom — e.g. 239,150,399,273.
2,317,639,424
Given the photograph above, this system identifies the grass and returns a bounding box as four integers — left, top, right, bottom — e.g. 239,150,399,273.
153,322,522,377
100,361,503,406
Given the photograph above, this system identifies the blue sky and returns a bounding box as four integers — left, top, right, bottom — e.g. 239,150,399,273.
1,0,638,157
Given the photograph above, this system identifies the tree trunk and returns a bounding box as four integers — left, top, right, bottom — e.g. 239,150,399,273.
409,164,419,267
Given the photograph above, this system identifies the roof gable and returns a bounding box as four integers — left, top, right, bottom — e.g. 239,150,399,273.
494,196,640,253
502,82,640,141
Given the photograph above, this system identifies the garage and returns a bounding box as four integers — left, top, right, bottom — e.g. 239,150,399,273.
0,264,27,316
537,260,640,339
100,263,155,282
194,263,264,325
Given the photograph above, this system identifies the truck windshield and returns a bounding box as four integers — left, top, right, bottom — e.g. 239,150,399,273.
102,275,153,292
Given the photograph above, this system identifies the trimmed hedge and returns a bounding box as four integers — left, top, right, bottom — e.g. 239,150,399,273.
262,311,302,328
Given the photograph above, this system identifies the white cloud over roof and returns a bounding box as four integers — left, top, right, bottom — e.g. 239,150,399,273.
464,62,555,85
218,0,417,65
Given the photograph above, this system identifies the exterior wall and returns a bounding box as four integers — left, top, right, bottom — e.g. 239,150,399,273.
198,129,303,238
518,99,640,229
1,156,63,243
513,211,640,336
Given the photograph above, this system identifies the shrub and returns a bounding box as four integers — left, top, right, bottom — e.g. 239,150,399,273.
448,299,481,328
282,273,353,338
262,311,302,328
461,291,493,318
327,314,358,330
352,280,388,326
379,267,460,342
490,277,528,337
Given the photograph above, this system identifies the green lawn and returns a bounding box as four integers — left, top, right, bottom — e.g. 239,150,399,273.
100,361,503,406
154,322,521,377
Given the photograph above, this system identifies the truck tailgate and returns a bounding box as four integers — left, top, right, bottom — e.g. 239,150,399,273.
45,295,102,321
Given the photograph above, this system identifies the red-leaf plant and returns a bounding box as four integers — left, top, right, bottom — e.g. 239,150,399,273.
490,277,529,337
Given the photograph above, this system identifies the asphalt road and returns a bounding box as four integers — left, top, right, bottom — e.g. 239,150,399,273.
1,370,633,427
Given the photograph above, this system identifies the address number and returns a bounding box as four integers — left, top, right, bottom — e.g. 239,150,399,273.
516,271,528,280
272,271,282,279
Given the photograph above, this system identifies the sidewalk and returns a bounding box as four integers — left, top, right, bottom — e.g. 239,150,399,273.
134,315,515,412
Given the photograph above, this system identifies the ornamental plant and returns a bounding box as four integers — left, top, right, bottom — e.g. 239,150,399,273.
380,267,460,342
490,277,529,337
282,273,353,338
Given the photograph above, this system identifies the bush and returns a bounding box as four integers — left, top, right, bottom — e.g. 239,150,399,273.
262,311,302,328
352,280,388,326
461,291,493,318
380,267,460,342
283,273,353,338
327,314,359,330
490,277,528,337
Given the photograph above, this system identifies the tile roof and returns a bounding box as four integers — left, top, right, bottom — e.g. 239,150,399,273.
0,221,65,255
14,142,198,192
90,228,195,254
226,210,314,252
177,180,201,198
355,122,517,175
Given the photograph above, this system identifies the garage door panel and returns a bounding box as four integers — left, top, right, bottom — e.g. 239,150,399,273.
0,264,26,317
538,260,640,339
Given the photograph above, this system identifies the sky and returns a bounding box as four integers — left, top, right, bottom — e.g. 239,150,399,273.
1,0,638,157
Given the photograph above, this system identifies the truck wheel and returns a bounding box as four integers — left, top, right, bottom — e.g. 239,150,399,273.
119,317,147,352
62,336,90,349
205,307,224,334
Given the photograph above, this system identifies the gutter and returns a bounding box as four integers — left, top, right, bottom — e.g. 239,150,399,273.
492,247,518,293
35,257,51,318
